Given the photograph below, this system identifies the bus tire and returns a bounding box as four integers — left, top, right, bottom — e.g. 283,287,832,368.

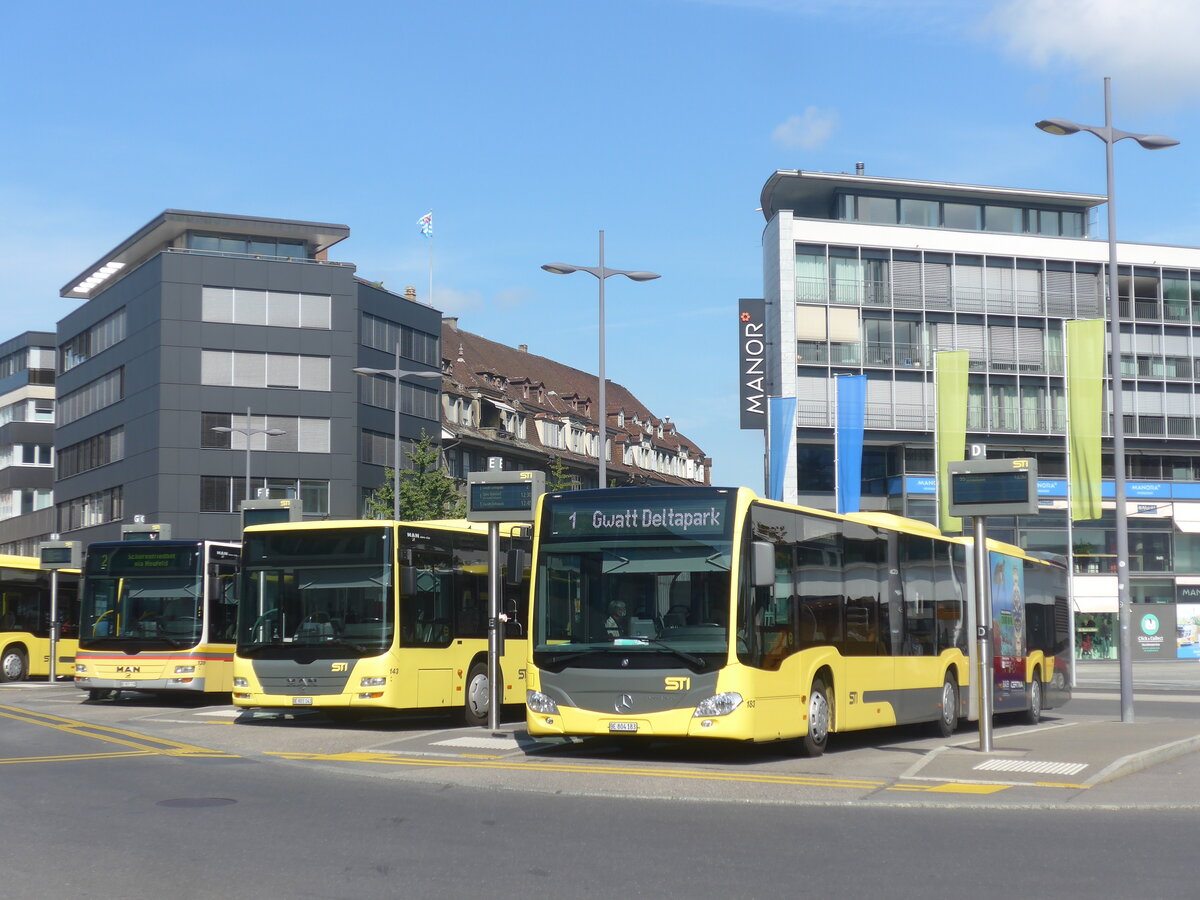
935,673,959,737
462,660,490,727
1025,672,1043,725
1,645,28,682
801,677,830,757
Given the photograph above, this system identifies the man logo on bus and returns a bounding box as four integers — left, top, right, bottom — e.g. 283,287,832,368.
665,676,691,691
1141,614,1160,636
331,662,348,672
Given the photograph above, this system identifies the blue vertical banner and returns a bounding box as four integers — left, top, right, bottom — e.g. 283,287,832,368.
835,375,866,514
767,397,797,501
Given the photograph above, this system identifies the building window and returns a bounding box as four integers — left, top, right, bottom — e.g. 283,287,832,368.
58,368,123,425
360,313,440,367
201,351,330,391
356,375,438,421
186,232,308,259
201,413,330,453
56,486,123,532
60,308,126,373
201,287,330,329
58,427,125,479
201,476,328,514
360,430,418,470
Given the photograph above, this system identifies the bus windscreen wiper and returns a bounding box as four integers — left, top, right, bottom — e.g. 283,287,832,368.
616,636,707,669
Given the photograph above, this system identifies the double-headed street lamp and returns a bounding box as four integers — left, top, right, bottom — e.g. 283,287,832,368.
354,342,441,521
542,230,660,488
1037,77,1179,724
211,407,287,503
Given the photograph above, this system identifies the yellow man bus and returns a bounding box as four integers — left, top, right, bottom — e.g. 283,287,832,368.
525,486,1070,755
232,519,530,724
0,554,80,682
74,540,241,699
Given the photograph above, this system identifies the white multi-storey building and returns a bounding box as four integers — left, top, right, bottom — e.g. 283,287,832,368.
758,168,1200,661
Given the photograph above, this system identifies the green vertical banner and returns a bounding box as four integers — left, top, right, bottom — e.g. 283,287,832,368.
935,351,969,534
1067,319,1105,521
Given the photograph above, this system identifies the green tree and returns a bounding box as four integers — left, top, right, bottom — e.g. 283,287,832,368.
366,431,466,521
545,456,575,492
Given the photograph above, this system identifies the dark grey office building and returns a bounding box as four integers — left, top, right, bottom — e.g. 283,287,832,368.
54,210,441,543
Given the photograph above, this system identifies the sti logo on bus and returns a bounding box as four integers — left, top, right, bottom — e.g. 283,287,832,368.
331,662,348,672
664,676,691,691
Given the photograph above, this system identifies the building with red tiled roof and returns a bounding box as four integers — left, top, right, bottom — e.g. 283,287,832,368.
439,317,710,488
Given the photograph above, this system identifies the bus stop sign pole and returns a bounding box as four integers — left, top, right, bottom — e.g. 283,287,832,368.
972,515,994,752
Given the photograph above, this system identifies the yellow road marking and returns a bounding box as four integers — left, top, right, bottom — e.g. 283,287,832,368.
0,750,157,765
267,750,891,789
0,705,238,759
925,782,1011,795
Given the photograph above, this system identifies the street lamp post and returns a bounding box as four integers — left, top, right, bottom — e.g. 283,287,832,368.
1037,77,1179,724
542,230,660,488
354,341,441,520
211,407,287,503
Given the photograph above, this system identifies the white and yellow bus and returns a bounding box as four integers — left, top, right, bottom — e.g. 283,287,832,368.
232,519,530,724
525,486,1070,755
0,554,80,682
74,540,241,699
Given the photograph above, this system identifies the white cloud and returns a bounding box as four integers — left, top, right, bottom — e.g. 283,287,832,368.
772,107,839,150
984,0,1200,106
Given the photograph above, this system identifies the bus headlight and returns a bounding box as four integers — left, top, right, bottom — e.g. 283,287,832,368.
233,677,249,688
693,692,743,717
75,664,87,674
174,665,196,674
360,677,386,687
526,690,559,714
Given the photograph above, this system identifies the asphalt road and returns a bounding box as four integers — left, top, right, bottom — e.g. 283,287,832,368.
3,664,1199,898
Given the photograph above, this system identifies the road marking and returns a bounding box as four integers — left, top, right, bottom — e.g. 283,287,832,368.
925,782,1010,795
432,735,521,750
1071,691,1200,704
975,759,1088,776
0,705,239,760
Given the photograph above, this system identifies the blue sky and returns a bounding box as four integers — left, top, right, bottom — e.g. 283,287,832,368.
3,0,1200,490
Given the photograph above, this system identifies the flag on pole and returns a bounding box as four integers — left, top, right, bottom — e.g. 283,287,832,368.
417,211,433,237
767,397,797,501
835,375,866,514
935,350,969,534
1067,319,1104,521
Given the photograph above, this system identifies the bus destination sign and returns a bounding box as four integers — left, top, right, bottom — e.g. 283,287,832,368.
550,500,730,539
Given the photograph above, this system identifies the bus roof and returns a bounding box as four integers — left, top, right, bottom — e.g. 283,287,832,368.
242,518,532,538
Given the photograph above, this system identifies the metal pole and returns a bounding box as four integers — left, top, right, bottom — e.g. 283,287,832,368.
1103,77,1134,723
597,230,607,489
49,570,59,682
245,406,253,502
394,340,402,522
486,521,501,731
974,515,993,752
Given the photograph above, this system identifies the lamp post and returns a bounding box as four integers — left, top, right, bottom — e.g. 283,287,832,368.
354,341,441,520
1037,77,1179,724
542,230,660,488
211,407,287,503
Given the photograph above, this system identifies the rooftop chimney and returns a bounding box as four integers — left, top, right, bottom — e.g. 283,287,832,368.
445,316,459,331
518,344,528,353
855,162,865,175
404,285,418,300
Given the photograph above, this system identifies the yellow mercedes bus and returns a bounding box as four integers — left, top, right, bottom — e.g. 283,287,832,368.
525,486,1070,755
74,540,241,699
232,519,530,724
0,554,80,682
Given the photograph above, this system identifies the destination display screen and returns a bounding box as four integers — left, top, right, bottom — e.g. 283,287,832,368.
547,496,733,540
39,546,76,566
87,546,199,576
469,481,534,514
951,470,1030,505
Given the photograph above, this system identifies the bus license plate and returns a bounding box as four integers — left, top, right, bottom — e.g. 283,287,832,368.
609,721,637,733
121,682,136,688
292,697,313,706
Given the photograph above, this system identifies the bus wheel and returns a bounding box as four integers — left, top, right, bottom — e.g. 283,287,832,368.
935,674,959,737
462,661,490,727
801,677,830,757
1025,673,1043,725
87,689,105,701
0,646,28,682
